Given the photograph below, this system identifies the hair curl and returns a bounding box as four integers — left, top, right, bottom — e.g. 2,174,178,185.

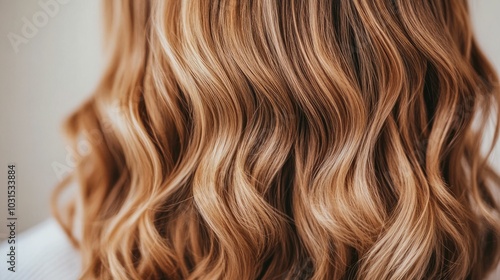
53,0,500,279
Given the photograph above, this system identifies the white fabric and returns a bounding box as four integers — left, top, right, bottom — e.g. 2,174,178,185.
0,218,81,280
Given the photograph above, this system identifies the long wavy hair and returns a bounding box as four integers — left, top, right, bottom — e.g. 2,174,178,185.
52,0,500,279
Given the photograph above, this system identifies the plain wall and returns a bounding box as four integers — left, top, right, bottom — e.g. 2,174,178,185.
0,3,499,278
0,0,103,237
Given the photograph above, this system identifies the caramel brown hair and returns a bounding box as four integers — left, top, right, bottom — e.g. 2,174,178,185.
53,0,500,279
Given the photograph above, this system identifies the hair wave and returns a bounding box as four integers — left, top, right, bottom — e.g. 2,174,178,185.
53,0,500,279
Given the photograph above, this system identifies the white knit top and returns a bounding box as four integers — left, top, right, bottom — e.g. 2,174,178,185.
0,219,81,280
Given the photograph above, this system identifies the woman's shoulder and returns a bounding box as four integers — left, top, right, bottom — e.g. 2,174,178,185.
0,218,81,280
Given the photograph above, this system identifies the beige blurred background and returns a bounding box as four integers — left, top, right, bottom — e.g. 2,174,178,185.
0,0,103,238
0,0,499,272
